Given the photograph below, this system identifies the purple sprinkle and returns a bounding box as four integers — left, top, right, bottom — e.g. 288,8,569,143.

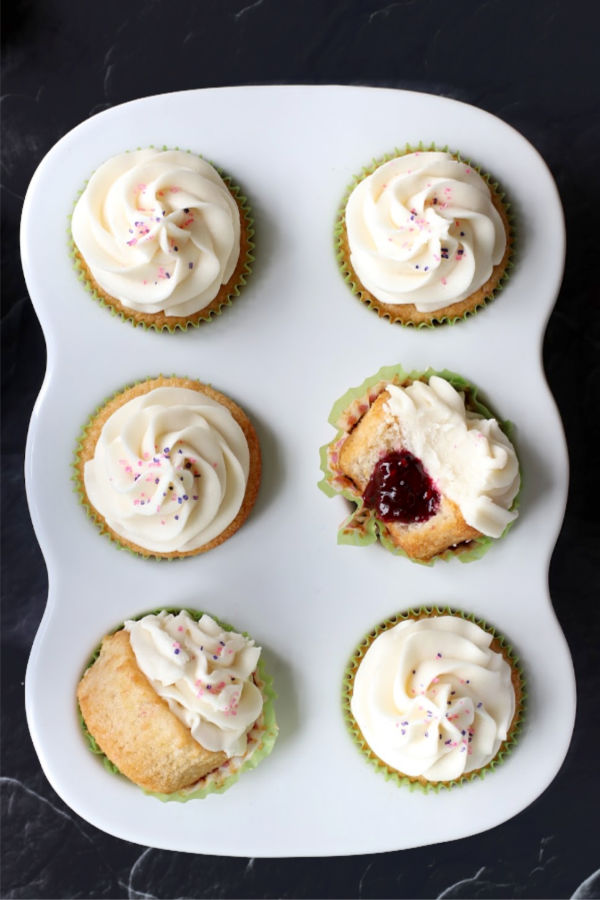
166,272,171,279
401,728,406,735
477,702,483,708
174,648,180,655
193,495,198,500
212,655,218,660
188,262,194,269
155,478,159,484
445,740,451,745
177,497,182,504
183,494,188,501
219,641,225,646
174,515,179,520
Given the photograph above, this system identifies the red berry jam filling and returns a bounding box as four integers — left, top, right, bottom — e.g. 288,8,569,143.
362,450,440,524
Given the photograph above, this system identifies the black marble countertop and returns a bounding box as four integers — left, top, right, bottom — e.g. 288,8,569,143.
2,1,599,897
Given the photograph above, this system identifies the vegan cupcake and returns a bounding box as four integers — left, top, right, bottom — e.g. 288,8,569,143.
344,608,524,789
75,375,261,558
77,609,277,799
336,148,512,326
319,365,520,563
71,148,254,330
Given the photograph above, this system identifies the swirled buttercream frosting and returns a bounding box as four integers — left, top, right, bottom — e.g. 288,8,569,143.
381,377,519,538
125,611,263,757
350,616,517,782
72,149,241,317
345,151,507,312
83,384,252,554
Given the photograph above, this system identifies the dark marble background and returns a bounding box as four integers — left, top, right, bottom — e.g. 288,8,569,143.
2,1,599,897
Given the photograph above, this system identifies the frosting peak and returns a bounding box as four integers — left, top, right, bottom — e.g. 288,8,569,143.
382,377,519,537
125,611,263,757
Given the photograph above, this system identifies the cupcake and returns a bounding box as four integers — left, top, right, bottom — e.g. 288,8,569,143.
71,148,254,330
336,148,512,326
344,608,524,789
75,375,261,558
77,609,277,799
319,366,520,563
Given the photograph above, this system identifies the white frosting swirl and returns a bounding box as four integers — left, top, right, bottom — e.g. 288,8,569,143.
125,611,263,757
382,377,519,537
84,386,250,553
351,616,516,781
72,149,241,317
345,151,506,312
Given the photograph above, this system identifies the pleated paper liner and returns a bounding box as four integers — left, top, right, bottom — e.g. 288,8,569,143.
69,147,255,332
318,363,521,565
73,375,261,559
342,606,526,792
335,142,515,327
78,607,278,802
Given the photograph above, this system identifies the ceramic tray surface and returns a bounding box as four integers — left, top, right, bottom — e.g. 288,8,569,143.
22,86,572,856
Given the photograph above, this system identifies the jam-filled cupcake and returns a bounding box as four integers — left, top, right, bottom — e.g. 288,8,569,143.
71,148,254,330
336,149,512,326
77,609,277,798
319,366,520,563
344,608,524,789
75,376,261,558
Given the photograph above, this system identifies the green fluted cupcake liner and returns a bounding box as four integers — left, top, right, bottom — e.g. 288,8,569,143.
318,364,521,565
79,607,278,802
342,606,526,792
69,146,255,332
335,141,515,327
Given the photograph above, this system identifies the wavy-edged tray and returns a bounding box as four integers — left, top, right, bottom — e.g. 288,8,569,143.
21,86,572,856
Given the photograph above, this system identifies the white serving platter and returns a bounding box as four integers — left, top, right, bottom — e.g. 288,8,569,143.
21,85,572,856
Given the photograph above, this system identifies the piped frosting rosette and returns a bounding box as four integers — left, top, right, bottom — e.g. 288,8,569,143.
343,608,525,791
70,148,254,330
75,376,261,558
318,364,521,564
336,144,513,326
79,608,278,801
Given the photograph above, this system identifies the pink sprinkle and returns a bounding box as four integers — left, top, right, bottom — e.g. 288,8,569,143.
441,277,447,285
465,168,471,173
